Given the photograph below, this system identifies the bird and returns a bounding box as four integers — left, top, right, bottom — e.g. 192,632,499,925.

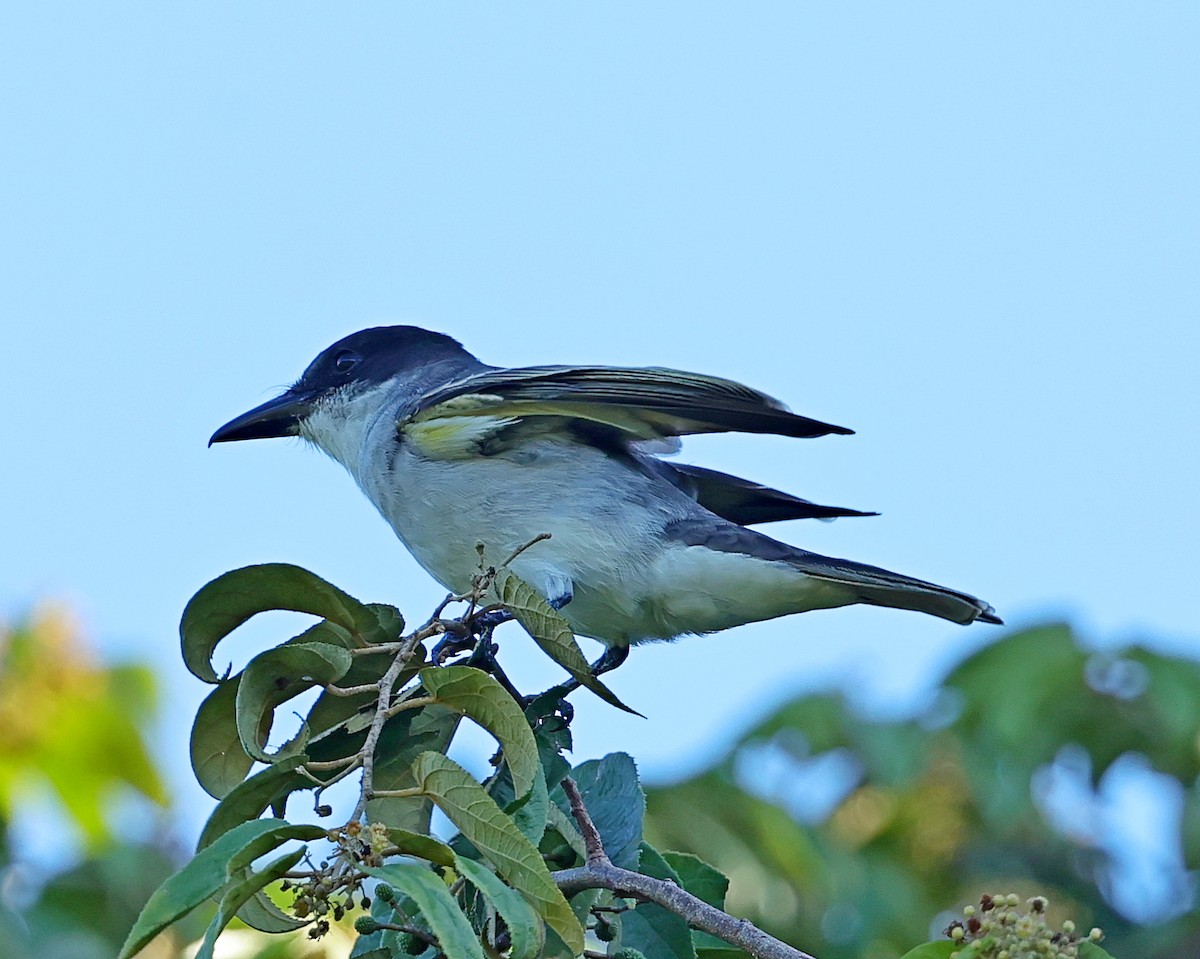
211,325,1000,677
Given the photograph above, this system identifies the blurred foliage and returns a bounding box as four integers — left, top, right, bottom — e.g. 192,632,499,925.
644,624,1200,959
0,606,166,844
0,607,353,959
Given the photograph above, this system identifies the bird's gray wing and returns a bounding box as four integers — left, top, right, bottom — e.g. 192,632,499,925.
664,463,877,525
404,365,852,443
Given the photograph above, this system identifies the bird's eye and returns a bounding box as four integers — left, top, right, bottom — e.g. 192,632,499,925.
333,349,361,374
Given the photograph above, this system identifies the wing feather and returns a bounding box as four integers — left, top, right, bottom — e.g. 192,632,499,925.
668,463,878,525
406,366,852,441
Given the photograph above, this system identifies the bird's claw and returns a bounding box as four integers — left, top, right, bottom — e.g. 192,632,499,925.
524,687,575,730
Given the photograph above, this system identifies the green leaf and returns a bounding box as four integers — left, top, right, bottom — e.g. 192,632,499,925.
420,665,541,802
233,890,311,934
117,818,323,959
368,705,462,833
661,853,727,908
552,753,644,870
191,678,258,799
1077,943,1116,959
385,827,457,867
660,852,730,954
181,563,387,683
544,802,587,861
365,863,485,959
196,755,311,851
367,602,407,641
409,751,584,955
896,944,958,959
455,857,545,959
194,848,305,959
189,621,382,800
235,642,353,763
490,568,639,715
621,843,696,959
509,766,550,845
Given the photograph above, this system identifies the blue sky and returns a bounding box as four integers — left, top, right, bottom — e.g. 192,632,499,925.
1,4,1197,845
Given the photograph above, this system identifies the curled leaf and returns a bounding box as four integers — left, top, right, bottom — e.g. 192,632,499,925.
235,642,352,763
181,563,385,683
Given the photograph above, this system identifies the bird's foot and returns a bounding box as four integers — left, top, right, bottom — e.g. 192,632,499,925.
524,687,575,732
431,607,515,665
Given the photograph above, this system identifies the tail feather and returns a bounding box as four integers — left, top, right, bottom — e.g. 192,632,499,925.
793,553,1002,625
664,518,1002,627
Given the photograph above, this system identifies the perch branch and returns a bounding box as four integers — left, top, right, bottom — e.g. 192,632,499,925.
559,772,817,959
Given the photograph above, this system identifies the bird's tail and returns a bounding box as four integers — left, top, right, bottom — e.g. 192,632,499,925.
792,551,1002,625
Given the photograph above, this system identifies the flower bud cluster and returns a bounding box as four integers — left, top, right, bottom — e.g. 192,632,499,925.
944,893,1103,959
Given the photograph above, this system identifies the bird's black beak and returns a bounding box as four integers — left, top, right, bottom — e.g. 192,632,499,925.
209,389,317,446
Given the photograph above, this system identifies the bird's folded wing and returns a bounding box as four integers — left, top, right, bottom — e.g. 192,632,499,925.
668,463,878,525
406,365,852,441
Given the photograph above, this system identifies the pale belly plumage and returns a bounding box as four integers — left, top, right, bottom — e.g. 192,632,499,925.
348,438,841,645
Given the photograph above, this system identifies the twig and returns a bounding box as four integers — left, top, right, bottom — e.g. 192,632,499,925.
351,631,424,822
561,777,609,867
371,921,439,947
553,862,817,959
500,532,552,568
320,682,383,697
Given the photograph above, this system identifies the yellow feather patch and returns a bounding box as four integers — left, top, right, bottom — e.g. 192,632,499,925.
402,414,519,459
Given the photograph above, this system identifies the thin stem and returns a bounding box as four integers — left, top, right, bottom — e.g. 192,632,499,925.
311,757,363,798
500,532,552,567
367,787,424,799
372,921,439,947
383,695,437,719
320,682,382,697
303,755,359,773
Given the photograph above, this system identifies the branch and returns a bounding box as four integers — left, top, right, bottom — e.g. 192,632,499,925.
561,777,608,866
558,773,817,959
553,862,817,959
350,630,424,822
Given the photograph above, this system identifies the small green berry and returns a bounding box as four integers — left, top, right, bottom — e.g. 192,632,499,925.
1061,920,1075,934
355,916,380,934
402,932,427,955
963,905,976,917
612,950,649,959
1089,928,1103,941
376,882,396,903
950,926,965,941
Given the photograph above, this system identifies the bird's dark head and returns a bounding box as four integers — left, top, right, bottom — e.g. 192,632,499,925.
209,326,474,446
